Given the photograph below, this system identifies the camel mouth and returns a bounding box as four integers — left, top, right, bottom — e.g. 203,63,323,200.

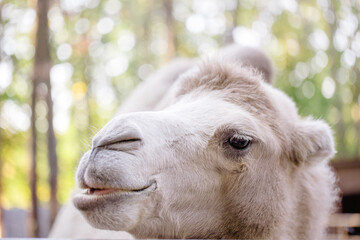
83,182,155,196
73,181,157,211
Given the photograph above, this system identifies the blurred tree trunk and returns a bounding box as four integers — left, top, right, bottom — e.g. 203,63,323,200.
31,0,58,236
47,78,58,228
163,0,176,61
30,62,39,237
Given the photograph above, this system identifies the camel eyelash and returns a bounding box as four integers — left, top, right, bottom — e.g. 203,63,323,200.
220,129,253,144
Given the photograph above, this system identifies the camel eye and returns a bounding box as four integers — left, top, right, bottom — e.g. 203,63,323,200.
228,136,251,150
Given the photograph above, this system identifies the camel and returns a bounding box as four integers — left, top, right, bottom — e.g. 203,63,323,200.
53,46,338,239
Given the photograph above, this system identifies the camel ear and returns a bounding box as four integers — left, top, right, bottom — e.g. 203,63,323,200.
289,119,335,167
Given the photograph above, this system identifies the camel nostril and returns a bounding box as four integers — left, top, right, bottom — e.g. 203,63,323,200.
92,121,143,149
104,138,142,146
100,138,143,152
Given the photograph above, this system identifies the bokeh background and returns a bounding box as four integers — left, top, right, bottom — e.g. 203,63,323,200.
0,0,359,237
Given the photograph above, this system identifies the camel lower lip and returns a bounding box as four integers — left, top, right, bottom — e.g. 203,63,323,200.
73,181,157,211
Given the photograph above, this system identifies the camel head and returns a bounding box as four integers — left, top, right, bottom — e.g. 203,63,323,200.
73,49,336,239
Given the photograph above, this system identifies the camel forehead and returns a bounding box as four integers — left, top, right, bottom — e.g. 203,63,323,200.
168,94,265,130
